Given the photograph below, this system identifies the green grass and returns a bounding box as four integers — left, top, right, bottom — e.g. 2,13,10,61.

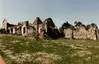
0,34,99,64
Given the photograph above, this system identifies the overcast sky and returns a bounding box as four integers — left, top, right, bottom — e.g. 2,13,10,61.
0,0,99,28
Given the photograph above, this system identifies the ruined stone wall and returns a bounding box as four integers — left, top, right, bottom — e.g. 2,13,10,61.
64,28,73,39
27,27,34,35
74,27,87,39
2,19,7,30
21,22,28,36
87,27,97,40
1,18,99,40
16,26,22,35
8,27,17,34
63,26,99,40
97,31,99,40
38,24,45,39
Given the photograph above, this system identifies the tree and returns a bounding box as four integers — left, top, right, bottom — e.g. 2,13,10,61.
74,21,83,29
91,23,97,28
86,24,90,30
62,21,71,29
74,21,82,27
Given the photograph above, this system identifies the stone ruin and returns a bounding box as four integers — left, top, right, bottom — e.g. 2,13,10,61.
1,17,59,39
1,18,99,40
60,21,99,40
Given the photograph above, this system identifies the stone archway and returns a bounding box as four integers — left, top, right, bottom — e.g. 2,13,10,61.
22,26,28,36
11,28,13,34
19,27,21,32
7,29,10,34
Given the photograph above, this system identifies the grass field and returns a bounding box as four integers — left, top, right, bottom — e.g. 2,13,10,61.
0,34,99,64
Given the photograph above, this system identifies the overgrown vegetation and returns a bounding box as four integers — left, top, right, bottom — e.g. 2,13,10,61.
0,34,99,64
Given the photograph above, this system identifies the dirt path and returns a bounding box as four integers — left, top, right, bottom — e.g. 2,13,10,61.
0,56,6,64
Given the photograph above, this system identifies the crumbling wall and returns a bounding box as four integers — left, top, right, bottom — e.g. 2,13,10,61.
22,21,28,36
87,26,97,40
1,18,99,40
64,28,73,39
43,18,59,39
2,19,7,30
74,26,87,39
62,22,99,40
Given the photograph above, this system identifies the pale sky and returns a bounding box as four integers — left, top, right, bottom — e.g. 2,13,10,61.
0,0,99,28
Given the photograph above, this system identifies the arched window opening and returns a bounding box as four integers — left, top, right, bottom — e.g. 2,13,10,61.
23,27,25,33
